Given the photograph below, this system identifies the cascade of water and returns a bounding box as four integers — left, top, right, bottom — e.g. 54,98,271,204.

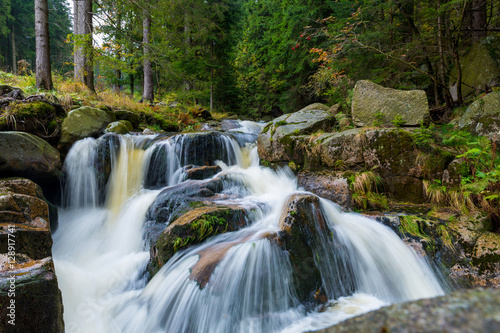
62,138,100,208
54,131,446,333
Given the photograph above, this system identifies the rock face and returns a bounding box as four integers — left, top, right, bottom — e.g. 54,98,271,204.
450,43,500,101
0,132,61,198
311,288,500,333
297,171,352,208
258,103,335,163
351,80,429,127
59,106,112,150
0,178,64,332
115,109,140,128
458,91,500,135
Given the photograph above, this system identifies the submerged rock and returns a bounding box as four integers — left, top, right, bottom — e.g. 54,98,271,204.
311,288,500,333
351,80,429,127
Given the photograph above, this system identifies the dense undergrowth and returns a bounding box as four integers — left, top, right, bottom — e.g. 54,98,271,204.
0,71,230,132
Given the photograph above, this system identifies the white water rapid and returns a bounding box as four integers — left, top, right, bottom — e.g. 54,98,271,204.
53,126,444,333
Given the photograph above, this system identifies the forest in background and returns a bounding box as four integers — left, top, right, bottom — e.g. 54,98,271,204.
0,0,499,117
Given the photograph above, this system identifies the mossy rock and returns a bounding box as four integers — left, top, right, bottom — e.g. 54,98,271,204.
472,232,500,272
450,43,500,101
458,91,500,135
312,288,500,333
58,106,112,151
148,205,247,277
105,120,133,134
0,132,61,195
351,80,429,127
0,100,64,143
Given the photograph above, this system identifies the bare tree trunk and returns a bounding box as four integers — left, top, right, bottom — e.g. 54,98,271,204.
74,0,94,91
35,0,53,90
73,0,83,81
141,10,154,103
129,60,135,97
11,25,16,74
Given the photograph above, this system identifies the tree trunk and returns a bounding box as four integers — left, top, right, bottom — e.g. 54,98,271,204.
437,0,452,109
142,10,154,103
35,0,53,90
74,0,94,92
472,0,488,40
11,25,16,74
130,60,135,97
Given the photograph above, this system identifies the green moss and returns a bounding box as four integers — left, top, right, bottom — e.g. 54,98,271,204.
276,120,288,126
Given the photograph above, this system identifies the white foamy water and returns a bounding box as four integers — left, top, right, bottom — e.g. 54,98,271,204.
53,131,444,333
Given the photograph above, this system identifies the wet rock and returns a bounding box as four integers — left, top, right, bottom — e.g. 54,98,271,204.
58,106,112,151
148,204,248,277
458,91,500,136
258,103,335,163
272,194,355,304
297,171,352,208
351,80,429,127
311,288,500,333
0,177,64,332
185,165,221,180
0,132,61,199
0,256,64,332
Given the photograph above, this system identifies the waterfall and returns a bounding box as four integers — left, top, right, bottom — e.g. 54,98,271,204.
53,129,445,333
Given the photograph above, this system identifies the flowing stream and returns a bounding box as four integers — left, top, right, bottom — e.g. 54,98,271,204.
53,123,444,333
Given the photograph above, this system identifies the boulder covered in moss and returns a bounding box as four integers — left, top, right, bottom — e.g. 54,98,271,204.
257,103,335,163
351,80,429,127
0,99,65,144
58,106,112,151
148,204,248,277
105,120,133,134
311,288,500,333
450,43,500,101
458,91,500,135
0,132,61,195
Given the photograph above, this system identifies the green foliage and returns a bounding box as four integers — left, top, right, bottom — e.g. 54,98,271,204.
391,114,405,128
373,111,384,127
191,214,227,242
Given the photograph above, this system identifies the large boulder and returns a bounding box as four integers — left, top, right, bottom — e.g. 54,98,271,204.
258,103,335,162
458,91,500,135
115,109,140,128
58,106,112,150
450,43,500,101
311,288,500,333
0,132,61,198
0,178,64,332
351,80,429,127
